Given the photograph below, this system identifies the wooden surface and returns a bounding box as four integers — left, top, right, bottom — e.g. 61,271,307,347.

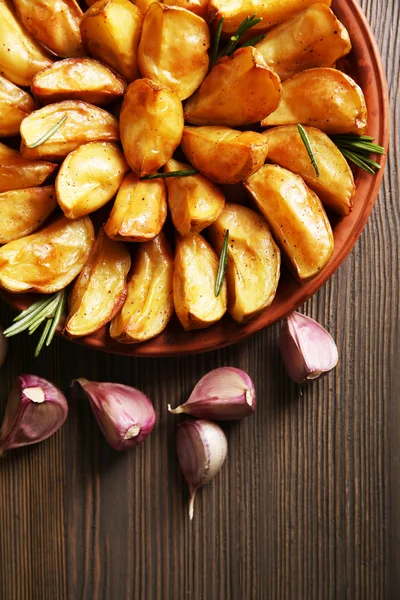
0,1,399,598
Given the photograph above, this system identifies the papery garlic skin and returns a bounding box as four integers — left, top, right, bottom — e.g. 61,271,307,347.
169,367,256,420
280,311,338,384
0,374,68,455
176,419,227,519
74,378,156,451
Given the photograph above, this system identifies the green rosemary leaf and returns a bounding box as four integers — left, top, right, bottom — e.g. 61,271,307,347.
340,149,376,174
3,296,55,336
27,296,59,333
239,34,265,48
27,115,67,149
141,169,199,180
34,319,52,358
45,290,67,347
330,134,375,143
218,14,263,58
215,229,229,297
297,124,320,177
210,17,224,68
13,297,46,322
335,140,385,154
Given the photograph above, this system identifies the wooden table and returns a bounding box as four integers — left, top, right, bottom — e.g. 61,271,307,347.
0,1,399,598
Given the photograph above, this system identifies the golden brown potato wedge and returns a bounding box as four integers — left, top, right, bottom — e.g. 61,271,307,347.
244,164,334,280
14,0,84,59
181,126,268,184
263,125,355,216
138,3,210,100
110,233,174,343
20,100,119,161
0,186,57,244
120,78,184,177
208,203,280,322
105,172,167,241
0,215,94,293
163,0,208,19
0,75,37,137
255,4,351,81
81,0,143,82
56,142,128,219
208,0,332,37
262,68,367,134
185,47,281,126
173,233,227,330
32,59,126,106
0,0,52,87
164,158,225,236
0,143,57,193
65,228,131,337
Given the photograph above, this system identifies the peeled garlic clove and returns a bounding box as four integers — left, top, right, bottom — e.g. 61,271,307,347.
0,375,68,455
169,367,256,420
280,311,338,383
74,378,156,451
176,419,227,519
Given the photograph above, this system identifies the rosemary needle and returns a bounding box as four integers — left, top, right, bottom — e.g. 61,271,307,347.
210,17,224,68
141,169,199,180
330,134,385,174
27,115,67,149
297,124,320,177
215,230,229,297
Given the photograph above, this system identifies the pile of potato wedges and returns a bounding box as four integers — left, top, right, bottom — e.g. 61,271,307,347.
0,0,367,342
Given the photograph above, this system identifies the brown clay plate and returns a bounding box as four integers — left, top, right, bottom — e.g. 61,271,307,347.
1,0,389,356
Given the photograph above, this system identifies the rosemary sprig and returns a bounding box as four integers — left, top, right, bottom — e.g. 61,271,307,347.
210,14,263,69
215,230,229,297
330,134,385,174
27,115,67,149
141,169,199,180
3,289,67,357
210,17,224,69
297,124,319,177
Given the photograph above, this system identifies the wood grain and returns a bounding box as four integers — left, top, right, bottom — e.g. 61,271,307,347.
0,1,399,598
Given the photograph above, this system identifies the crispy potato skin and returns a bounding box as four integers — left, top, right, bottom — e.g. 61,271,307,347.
81,0,143,82
0,75,37,137
262,67,367,134
14,0,84,59
20,100,119,161
138,3,210,101
0,142,56,192
0,186,58,243
120,78,184,177
185,47,281,126
263,125,355,216
0,0,52,86
56,141,128,219
164,158,225,236
105,172,167,242
256,4,351,81
65,228,131,337
244,164,334,281
181,126,268,184
173,233,227,330
110,233,174,343
0,215,95,293
32,59,127,106
163,0,209,19
208,203,280,322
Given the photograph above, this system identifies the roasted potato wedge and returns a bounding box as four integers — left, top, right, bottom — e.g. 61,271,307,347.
244,164,334,280
0,215,94,293
32,59,126,106
20,100,119,161
262,68,367,134
255,4,351,81
110,233,174,343
0,186,57,244
138,3,210,100
164,158,225,235
0,143,56,192
105,172,167,241
81,0,143,82
263,125,355,216
208,203,280,322
163,0,208,19
56,142,128,219
120,78,184,177
173,233,227,330
0,75,37,137
14,0,84,59
181,126,268,184
208,0,332,37
0,0,53,87
65,228,131,337
185,47,281,126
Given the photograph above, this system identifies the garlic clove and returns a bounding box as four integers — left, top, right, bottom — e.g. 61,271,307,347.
169,367,256,420
176,419,227,519
0,374,68,455
280,311,338,384
73,378,156,451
